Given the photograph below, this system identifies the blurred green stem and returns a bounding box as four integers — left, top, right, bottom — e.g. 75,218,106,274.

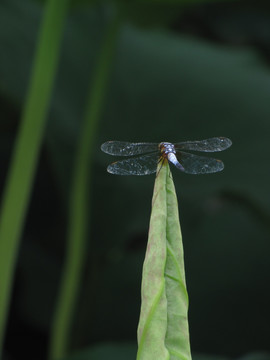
0,0,70,355
49,12,121,360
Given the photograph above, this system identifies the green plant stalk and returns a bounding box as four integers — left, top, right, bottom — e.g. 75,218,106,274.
0,0,70,355
137,162,192,360
48,13,121,360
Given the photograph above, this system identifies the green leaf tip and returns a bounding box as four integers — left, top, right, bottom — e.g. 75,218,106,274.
137,163,192,360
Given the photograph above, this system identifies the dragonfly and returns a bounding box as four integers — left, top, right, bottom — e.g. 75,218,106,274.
101,137,232,175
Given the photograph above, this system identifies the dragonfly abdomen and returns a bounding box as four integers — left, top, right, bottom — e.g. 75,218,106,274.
167,152,185,172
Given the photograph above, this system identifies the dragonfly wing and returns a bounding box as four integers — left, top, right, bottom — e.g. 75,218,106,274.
174,137,232,152
107,153,158,175
101,141,158,156
177,151,224,174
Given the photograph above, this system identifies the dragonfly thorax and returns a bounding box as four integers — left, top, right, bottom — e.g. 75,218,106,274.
159,142,176,155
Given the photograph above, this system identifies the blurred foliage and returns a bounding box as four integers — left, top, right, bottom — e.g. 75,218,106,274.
1,0,270,359
63,343,270,360
0,0,71,355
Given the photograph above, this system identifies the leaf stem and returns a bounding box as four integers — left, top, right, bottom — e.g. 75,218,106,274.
0,0,70,355
48,11,121,360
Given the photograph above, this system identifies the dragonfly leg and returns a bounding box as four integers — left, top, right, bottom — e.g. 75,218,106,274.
156,156,164,177
156,156,170,178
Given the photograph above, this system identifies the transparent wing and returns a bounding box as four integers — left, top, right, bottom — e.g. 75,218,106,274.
101,141,158,156
174,137,232,152
107,153,159,175
177,151,224,174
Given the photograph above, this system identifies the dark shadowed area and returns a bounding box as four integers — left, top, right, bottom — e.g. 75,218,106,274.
0,0,270,359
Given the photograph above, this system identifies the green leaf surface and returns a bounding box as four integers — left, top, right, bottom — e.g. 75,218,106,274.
137,163,191,360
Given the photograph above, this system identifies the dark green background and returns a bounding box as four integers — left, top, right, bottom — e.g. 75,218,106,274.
0,0,270,359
